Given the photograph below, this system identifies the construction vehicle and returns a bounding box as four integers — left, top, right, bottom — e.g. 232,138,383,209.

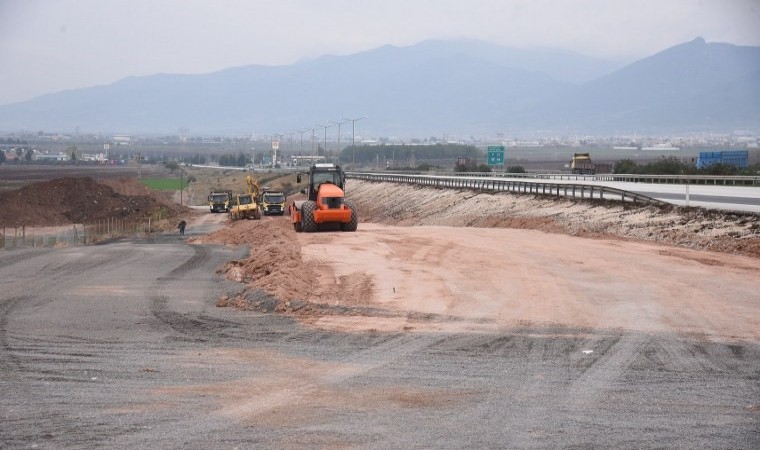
290,163,357,232
208,190,233,213
260,188,286,216
229,175,262,220
570,153,612,175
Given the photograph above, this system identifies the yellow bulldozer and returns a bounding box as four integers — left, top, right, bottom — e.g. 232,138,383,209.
229,175,262,220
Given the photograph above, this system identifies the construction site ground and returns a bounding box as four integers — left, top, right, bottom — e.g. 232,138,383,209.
1,174,759,447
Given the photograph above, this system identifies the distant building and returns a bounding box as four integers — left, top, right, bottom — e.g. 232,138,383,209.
291,155,325,166
81,152,107,162
112,135,132,144
33,151,69,161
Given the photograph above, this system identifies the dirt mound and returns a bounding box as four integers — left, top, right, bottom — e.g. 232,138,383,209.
0,177,183,227
193,218,376,314
194,219,315,305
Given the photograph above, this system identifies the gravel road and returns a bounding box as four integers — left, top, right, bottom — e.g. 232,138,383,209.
1,219,759,448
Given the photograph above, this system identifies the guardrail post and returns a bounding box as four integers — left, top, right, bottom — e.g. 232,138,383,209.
685,183,690,207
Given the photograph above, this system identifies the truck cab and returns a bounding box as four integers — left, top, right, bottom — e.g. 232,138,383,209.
208,190,233,213
261,190,286,216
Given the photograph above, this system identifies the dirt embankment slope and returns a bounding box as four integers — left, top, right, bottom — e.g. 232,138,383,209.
347,180,760,258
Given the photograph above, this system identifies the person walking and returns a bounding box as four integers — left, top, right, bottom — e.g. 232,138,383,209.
177,219,186,236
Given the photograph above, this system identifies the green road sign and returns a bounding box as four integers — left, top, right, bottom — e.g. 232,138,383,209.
487,145,505,165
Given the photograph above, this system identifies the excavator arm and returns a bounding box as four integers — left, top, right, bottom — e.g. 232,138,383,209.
246,175,260,199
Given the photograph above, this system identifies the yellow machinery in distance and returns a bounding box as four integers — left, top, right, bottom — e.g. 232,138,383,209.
229,175,262,220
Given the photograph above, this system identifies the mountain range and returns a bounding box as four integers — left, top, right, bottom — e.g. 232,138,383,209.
0,37,758,136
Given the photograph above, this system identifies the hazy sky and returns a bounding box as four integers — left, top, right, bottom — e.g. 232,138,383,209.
1,0,758,105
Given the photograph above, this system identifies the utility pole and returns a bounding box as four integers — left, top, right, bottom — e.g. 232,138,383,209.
342,116,367,168
310,128,316,161
316,123,333,160
330,120,348,163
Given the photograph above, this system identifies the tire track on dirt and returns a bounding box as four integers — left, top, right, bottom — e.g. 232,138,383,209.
149,295,241,340
150,243,244,339
0,248,50,270
217,332,450,422
160,244,210,280
0,296,28,377
0,298,109,382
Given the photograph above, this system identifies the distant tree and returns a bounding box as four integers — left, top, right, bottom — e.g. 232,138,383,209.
506,165,526,173
25,148,33,161
189,153,206,164
699,163,738,176
641,157,695,175
217,153,247,167
455,160,491,173
613,159,638,174
0,151,6,164
68,146,77,161
15,147,23,158
165,160,179,173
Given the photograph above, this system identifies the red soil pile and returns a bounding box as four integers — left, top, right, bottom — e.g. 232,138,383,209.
0,177,183,227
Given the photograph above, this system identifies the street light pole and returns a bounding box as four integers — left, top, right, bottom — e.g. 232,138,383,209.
289,131,294,161
316,123,333,161
342,116,367,167
310,128,316,161
330,120,349,163
298,129,306,155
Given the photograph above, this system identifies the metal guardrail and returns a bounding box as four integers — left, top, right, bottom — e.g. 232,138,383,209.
595,174,760,185
422,171,760,185
347,173,668,206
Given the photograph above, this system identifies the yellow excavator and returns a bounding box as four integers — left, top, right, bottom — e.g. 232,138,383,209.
229,175,262,220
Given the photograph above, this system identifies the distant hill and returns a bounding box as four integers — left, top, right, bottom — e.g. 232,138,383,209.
543,37,760,133
0,38,757,136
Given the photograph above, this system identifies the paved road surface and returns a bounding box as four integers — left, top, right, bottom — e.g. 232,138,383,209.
1,222,758,448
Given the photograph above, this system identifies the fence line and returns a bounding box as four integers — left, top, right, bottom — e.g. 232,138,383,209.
1,217,156,250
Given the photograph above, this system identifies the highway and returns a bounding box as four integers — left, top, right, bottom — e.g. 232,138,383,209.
573,179,760,213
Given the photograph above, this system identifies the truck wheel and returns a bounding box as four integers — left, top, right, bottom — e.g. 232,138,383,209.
340,199,358,232
301,201,317,232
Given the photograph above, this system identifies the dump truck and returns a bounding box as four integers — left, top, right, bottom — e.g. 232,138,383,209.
208,190,233,213
290,163,357,232
260,189,286,216
229,175,261,220
570,153,611,175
